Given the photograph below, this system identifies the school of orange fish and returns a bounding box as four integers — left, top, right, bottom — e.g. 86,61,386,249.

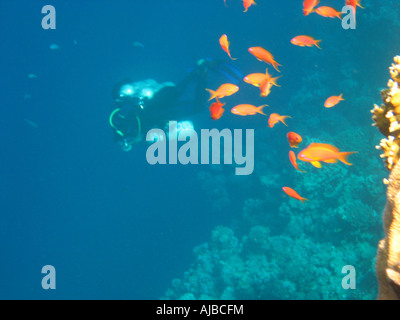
208,0,362,204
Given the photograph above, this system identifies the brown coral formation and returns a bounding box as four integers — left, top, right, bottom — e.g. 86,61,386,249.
376,161,400,299
373,55,400,299
373,56,400,170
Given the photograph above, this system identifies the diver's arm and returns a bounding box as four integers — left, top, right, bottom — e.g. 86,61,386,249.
145,61,209,121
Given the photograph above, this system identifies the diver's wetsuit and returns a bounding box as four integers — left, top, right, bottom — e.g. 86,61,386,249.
141,67,208,128
109,59,241,150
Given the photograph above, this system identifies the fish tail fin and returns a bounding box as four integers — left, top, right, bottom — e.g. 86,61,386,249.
272,61,281,72
339,93,345,101
281,116,292,126
271,76,282,87
257,105,269,115
338,151,358,165
301,197,309,204
315,40,322,49
228,53,237,60
206,89,216,101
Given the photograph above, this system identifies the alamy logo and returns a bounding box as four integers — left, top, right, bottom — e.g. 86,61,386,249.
41,5,56,30
342,5,357,30
146,121,254,175
41,265,56,289
341,265,356,289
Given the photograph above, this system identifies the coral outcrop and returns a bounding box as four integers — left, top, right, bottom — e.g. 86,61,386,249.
373,55,400,299
372,56,400,170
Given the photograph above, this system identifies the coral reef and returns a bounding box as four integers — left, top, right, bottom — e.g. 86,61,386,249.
164,69,385,300
163,223,377,300
372,56,400,170
373,55,400,299
165,10,400,298
164,121,384,299
376,161,400,299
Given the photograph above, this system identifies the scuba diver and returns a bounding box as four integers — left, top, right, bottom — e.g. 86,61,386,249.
109,58,242,151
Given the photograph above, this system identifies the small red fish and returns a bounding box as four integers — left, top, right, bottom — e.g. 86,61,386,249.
244,69,280,89
287,132,302,148
291,35,322,49
324,94,344,108
219,34,237,60
260,78,273,98
268,113,291,128
297,143,357,168
315,6,342,19
231,104,268,116
259,70,280,98
244,73,268,87
206,83,239,101
289,151,306,173
345,0,364,23
209,98,225,120
248,47,281,72
303,0,319,16
346,0,364,9
243,0,256,12
282,187,309,204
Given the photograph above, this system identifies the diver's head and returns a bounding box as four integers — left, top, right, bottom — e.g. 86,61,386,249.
117,83,156,110
119,84,135,99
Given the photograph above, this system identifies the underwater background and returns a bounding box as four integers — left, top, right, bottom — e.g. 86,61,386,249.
0,0,399,299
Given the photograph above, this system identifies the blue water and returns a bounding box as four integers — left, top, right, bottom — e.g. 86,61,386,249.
0,0,398,299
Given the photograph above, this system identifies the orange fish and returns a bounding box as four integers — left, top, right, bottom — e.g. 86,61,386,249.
282,187,308,204
243,0,256,12
209,98,225,120
248,47,282,72
346,0,364,9
206,83,239,101
291,35,322,49
324,94,344,108
345,0,364,20
315,6,342,19
345,0,364,25
289,151,306,173
260,78,273,98
303,0,319,16
219,34,237,60
287,132,302,148
244,73,268,87
297,142,357,168
268,113,291,128
244,69,280,88
259,70,280,98
231,104,268,116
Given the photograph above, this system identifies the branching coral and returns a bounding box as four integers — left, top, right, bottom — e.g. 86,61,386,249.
372,56,400,170
373,55,400,299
